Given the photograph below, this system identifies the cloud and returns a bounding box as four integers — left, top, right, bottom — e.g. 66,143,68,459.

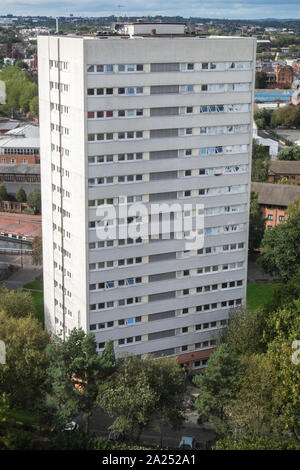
0,0,300,18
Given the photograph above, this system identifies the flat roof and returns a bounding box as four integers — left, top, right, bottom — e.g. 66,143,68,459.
0,212,42,240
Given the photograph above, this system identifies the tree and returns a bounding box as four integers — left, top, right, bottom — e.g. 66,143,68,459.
254,108,272,129
193,344,243,437
15,186,27,203
259,211,300,281
286,194,300,217
27,188,41,214
29,95,39,118
277,176,294,184
249,191,265,251
98,355,186,443
46,330,115,433
252,140,271,182
19,81,38,113
0,311,49,408
227,354,281,436
0,285,36,319
215,435,300,450
14,60,28,70
0,393,10,430
0,65,38,116
255,71,268,89
277,146,300,161
223,307,265,356
0,183,7,201
31,236,42,266
271,105,300,128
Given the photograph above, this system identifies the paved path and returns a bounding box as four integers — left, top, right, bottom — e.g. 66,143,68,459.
78,407,215,449
247,253,280,284
3,266,43,289
0,252,42,289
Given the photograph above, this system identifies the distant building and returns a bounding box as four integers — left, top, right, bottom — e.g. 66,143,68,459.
274,65,294,89
0,212,42,242
38,29,255,371
253,122,278,159
0,119,20,135
0,125,40,165
0,163,40,197
251,182,300,228
268,160,300,185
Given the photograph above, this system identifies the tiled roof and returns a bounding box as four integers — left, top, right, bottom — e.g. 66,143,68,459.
252,182,300,207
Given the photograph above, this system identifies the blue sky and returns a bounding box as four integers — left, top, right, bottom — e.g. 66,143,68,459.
0,0,300,19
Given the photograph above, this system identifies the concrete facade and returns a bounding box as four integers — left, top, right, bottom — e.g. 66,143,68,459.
38,32,256,371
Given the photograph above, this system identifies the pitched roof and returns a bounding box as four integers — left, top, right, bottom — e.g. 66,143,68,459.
269,160,300,175
251,182,300,207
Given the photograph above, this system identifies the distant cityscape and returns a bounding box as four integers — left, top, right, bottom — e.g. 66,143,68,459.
0,14,300,452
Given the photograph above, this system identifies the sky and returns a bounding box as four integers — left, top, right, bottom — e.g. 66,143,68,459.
0,0,300,20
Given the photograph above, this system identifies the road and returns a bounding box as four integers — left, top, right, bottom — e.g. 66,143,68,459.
77,405,215,449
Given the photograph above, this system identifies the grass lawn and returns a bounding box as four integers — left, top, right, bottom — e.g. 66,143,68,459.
22,281,44,327
23,281,43,291
30,291,44,327
247,283,281,313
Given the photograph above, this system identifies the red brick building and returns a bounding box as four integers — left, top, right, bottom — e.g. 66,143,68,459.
268,160,300,185
252,182,300,229
0,124,40,165
265,65,294,89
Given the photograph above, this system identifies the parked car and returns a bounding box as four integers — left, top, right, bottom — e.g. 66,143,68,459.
178,436,197,449
108,431,124,442
64,421,79,431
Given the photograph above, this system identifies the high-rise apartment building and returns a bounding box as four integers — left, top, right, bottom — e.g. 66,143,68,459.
38,25,256,373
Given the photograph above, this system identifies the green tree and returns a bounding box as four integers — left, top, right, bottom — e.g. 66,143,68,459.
259,211,300,281
27,188,41,214
193,344,243,437
15,186,27,203
0,285,36,318
29,95,39,118
254,108,272,129
277,176,294,184
0,183,8,201
252,140,271,182
0,393,10,429
277,146,300,161
228,354,281,436
215,435,300,450
31,236,43,266
19,81,38,113
255,71,268,89
98,355,186,443
249,190,266,251
286,194,300,217
0,311,49,408
0,65,37,115
223,307,265,355
46,330,115,433
14,60,28,70
271,105,300,128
